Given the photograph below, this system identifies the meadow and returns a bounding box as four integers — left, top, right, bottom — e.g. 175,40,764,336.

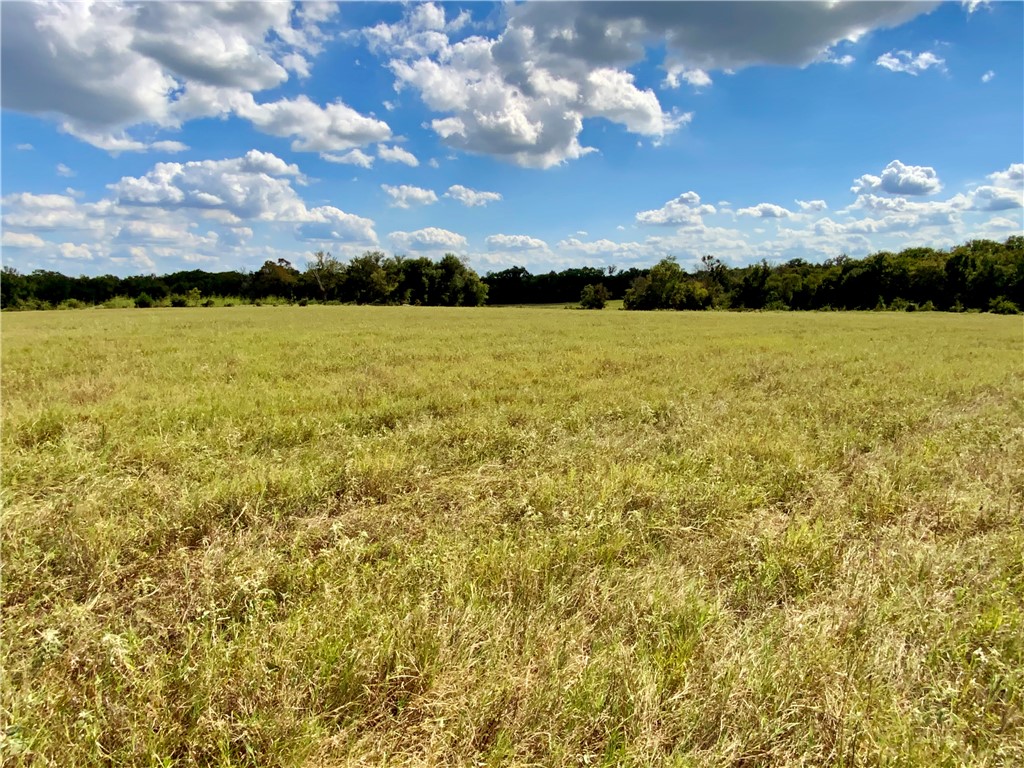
1,306,1022,767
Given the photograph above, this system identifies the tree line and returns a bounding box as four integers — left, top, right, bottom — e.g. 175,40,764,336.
1,237,1021,313
1,251,487,309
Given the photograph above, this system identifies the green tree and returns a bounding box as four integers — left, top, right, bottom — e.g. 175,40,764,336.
580,283,610,309
346,251,398,304
305,251,346,301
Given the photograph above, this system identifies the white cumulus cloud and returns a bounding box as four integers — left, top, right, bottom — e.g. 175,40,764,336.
377,144,419,167
636,191,716,226
320,149,375,169
485,234,548,251
2,231,46,248
796,199,828,212
389,226,467,252
381,184,438,208
875,50,946,75
737,203,794,219
0,1,350,153
446,185,502,207
851,160,943,196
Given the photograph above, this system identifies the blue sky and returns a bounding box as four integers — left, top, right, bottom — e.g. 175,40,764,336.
1,0,1021,276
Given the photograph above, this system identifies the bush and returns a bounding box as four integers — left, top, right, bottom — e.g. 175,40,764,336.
989,296,1021,315
202,299,216,307
169,295,188,308
102,296,136,309
56,299,88,310
135,292,155,308
580,283,610,310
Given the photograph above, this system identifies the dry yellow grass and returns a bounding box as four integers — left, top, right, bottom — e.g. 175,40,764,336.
2,306,1022,766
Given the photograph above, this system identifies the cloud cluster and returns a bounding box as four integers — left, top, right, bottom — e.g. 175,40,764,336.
377,144,420,167
373,5,689,168
446,185,502,207
381,184,439,208
369,2,934,168
737,203,793,219
0,1,388,154
485,234,548,252
635,192,715,226
321,149,375,169
851,160,943,196
1,150,380,273
875,50,946,75
389,227,467,253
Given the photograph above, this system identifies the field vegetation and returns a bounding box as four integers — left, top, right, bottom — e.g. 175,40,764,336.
2,236,1021,314
2,307,1022,766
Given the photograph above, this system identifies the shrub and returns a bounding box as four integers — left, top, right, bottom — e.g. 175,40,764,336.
56,299,88,310
169,295,188,308
186,287,202,306
102,296,136,309
202,299,216,307
989,296,1021,315
580,283,610,310
135,292,155,308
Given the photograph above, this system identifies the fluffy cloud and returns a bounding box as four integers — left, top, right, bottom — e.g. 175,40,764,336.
377,4,689,168
377,144,419,167
981,70,995,83
485,234,549,251
737,203,794,219
796,199,828,212
381,184,439,208
970,186,1022,212
320,149,375,169
852,160,943,196
446,185,503,207
0,2,178,145
875,50,946,75
232,94,392,152
0,1,386,154
985,163,1023,190
2,231,46,248
1,192,99,230
389,226,467,252
109,150,308,220
636,191,716,226
0,148,389,274
294,206,378,244
58,242,93,260
664,65,712,89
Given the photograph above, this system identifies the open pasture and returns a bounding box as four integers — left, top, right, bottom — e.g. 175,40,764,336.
2,307,1022,766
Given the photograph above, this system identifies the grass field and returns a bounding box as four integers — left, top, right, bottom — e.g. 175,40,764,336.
2,306,1022,766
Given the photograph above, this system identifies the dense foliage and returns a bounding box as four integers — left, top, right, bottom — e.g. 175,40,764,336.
1,251,487,310
2,237,1021,312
